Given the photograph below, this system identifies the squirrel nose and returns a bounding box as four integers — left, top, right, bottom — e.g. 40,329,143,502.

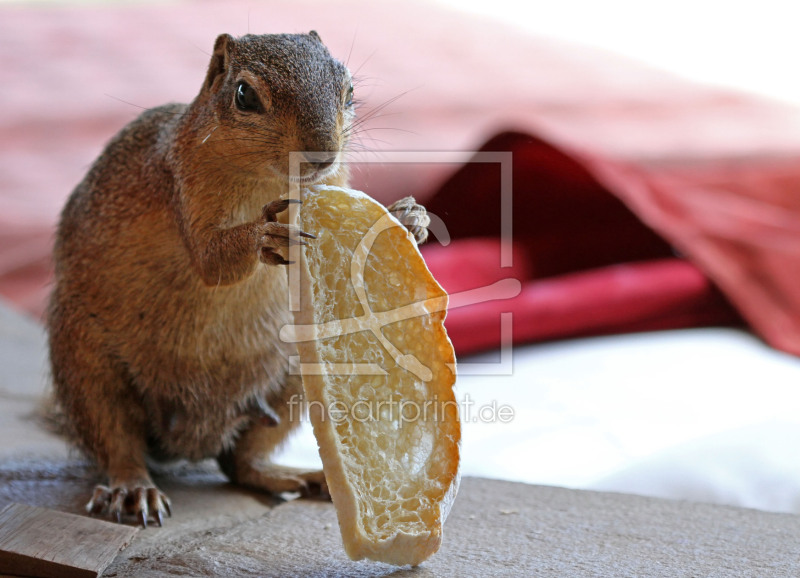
304,154,337,172
310,158,335,170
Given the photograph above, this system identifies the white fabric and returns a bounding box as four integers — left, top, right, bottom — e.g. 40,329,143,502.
277,328,800,514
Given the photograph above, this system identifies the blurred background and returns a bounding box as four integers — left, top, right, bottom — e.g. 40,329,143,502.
3,0,800,515
438,0,800,105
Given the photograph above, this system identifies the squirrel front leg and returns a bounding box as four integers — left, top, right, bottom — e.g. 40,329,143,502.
180,197,314,286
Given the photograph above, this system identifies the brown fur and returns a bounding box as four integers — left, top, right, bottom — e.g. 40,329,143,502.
47,32,428,526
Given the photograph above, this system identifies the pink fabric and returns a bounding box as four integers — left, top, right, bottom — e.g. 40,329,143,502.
421,132,740,355
590,157,800,356
3,1,800,356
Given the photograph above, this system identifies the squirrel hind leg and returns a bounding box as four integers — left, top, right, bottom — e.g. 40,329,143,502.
217,375,329,498
50,319,170,526
218,455,328,498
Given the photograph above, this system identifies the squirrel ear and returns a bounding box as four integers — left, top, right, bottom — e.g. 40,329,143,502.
308,30,323,44
203,33,234,93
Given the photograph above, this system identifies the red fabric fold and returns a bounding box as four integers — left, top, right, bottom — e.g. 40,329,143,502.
428,254,738,356
588,158,800,357
425,132,676,278
423,131,746,355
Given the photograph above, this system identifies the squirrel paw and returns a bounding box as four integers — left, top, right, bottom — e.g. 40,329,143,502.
297,469,329,499
260,467,329,498
86,482,172,528
387,196,430,245
238,464,329,499
259,199,316,266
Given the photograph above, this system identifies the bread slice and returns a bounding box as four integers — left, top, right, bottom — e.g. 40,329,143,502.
283,185,460,566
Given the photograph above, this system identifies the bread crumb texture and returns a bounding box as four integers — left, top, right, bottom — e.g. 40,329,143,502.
292,185,460,566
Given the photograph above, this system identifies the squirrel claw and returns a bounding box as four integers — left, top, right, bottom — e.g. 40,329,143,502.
260,221,315,257
262,198,302,222
163,496,173,518
109,487,127,523
387,196,430,245
87,484,111,515
86,482,171,528
299,479,329,499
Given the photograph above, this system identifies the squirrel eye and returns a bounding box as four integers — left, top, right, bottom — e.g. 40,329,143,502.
235,81,262,113
345,84,354,107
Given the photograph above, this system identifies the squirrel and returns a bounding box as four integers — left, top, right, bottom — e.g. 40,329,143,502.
47,31,430,527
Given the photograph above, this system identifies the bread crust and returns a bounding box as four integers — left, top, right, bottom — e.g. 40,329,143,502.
287,185,460,566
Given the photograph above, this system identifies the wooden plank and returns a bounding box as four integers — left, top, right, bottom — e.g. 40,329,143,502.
0,503,137,578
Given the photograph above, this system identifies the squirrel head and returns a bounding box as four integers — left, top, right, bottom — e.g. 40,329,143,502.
192,32,355,184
